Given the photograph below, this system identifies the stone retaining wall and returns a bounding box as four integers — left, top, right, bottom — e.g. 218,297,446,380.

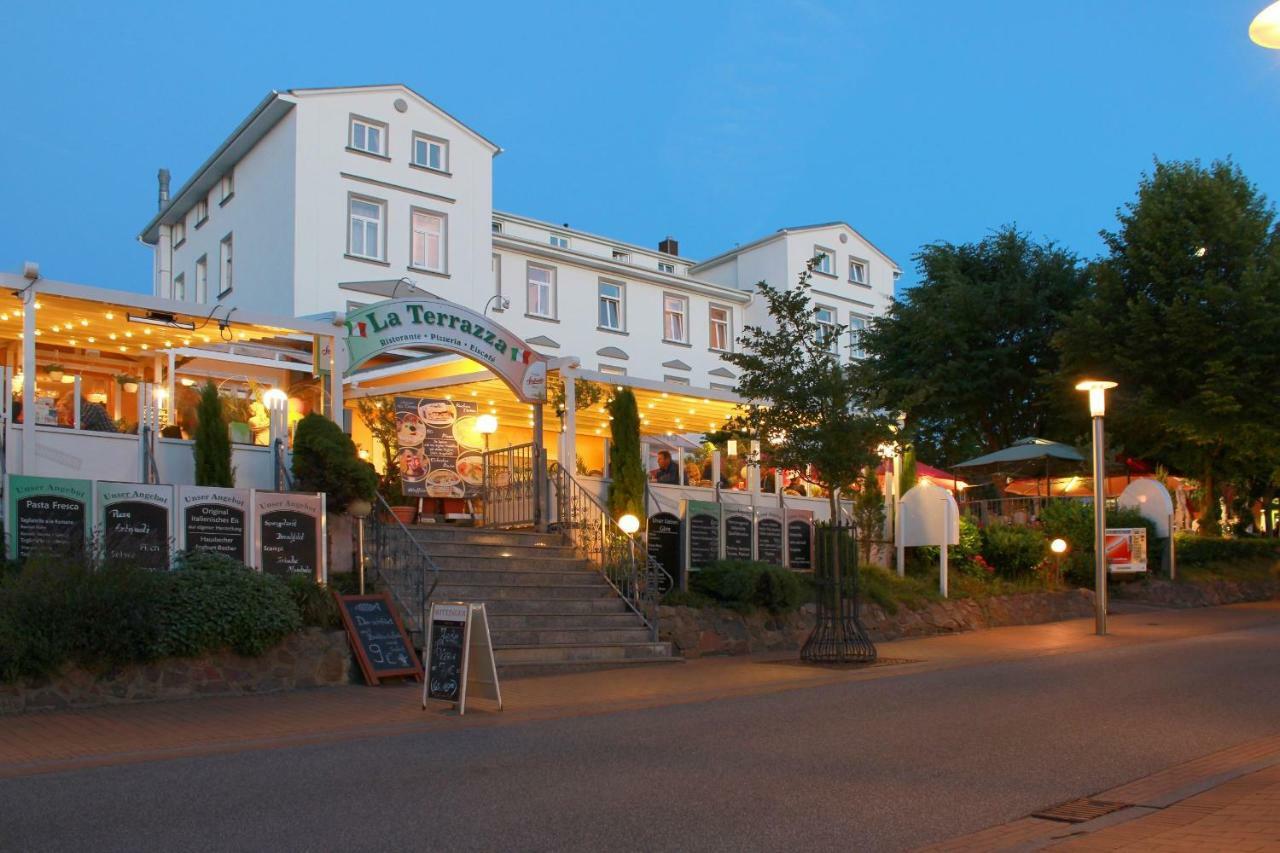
1113,577,1280,608
660,589,1097,658
0,628,354,715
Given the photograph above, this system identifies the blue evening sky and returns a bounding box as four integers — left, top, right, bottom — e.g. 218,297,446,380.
3,0,1278,295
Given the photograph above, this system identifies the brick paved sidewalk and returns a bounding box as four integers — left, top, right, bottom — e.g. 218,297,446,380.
923,732,1280,852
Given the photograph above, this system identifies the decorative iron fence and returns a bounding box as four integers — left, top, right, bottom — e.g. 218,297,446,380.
549,462,671,640
362,493,441,646
273,438,293,491
802,523,877,664
480,442,540,528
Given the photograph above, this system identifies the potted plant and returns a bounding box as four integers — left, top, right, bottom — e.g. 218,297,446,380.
219,390,253,444
115,373,141,394
356,397,418,524
44,363,65,383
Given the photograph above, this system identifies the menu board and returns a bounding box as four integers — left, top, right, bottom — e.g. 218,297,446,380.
723,511,754,561
178,486,250,563
683,500,721,571
756,509,784,566
254,491,326,582
98,482,174,571
335,593,422,685
786,509,815,570
394,396,482,498
426,602,468,701
647,512,683,588
5,474,91,560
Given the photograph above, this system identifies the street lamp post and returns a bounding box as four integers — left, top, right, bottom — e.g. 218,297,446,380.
1075,379,1116,635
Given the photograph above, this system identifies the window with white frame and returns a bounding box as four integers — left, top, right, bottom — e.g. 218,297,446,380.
657,261,675,274
173,273,185,301
815,305,839,353
599,364,627,376
492,220,503,233
527,263,556,318
549,233,569,249
219,170,234,203
598,280,624,331
172,219,186,247
663,294,689,343
411,209,446,273
349,116,387,156
664,375,690,386
611,249,630,263
708,304,732,352
849,257,868,284
195,199,208,227
412,134,448,172
195,255,208,303
849,315,868,359
348,196,385,260
492,254,503,307
814,247,835,276
218,235,233,297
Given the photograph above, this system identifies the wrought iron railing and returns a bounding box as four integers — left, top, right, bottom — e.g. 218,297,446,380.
273,438,294,491
362,493,441,645
480,442,539,528
549,462,671,640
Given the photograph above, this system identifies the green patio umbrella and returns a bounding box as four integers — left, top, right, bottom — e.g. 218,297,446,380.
953,437,1085,497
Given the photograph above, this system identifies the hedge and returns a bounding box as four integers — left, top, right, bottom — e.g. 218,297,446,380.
690,560,807,614
1173,534,1280,567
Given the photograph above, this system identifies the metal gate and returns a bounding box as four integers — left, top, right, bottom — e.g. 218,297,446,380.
480,442,542,528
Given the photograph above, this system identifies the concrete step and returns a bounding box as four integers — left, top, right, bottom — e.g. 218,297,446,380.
499,657,684,679
492,627,654,646
408,542,580,560
433,569,606,587
494,641,674,665
488,612,642,630
474,598,631,615
406,527,566,548
427,555,592,572
427,583,616,601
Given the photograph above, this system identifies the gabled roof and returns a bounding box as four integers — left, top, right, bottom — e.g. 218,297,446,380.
139,84,500,244
692,221,901,273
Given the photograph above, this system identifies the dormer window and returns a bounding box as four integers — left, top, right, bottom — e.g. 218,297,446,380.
611,249,630,263
658,261,676,274
849,258,868,285
814,247,836,276
492,220,503,233
549,233,569,249
349,116,387,157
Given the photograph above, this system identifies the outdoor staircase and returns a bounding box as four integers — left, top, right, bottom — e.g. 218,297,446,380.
404,525,677,677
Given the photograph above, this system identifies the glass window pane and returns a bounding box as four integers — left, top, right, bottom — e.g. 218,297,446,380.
368,126,381,153
353,123,365,149
429,144,442,169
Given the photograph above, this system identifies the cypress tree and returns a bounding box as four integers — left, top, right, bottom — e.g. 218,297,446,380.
193,381,234,487
606,388,645,521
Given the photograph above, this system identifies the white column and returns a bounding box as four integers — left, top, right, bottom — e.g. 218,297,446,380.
166,350,176,423
21,289,36,474
329,333,346,431
562,366,576,469
748,440,761,493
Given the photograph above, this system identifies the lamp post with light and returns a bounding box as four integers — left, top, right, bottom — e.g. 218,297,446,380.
1076,379,1116,635
618,512,643,628
1050,537,1069,588
475,414,499,523
1251,1,1280,47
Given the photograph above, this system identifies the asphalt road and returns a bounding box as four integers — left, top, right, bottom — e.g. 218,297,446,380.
4,619,1280,852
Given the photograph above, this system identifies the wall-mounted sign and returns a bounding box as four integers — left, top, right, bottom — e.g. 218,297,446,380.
393,396,482,499
5,474,91,560
723,508,754,561
647,512,683,590
97,482,174,571
786,509,814,570
755,508,784,566
254,491,326,582
1105,528,1148,574
344,298,548,402
178,486,251,563
683,500,722,571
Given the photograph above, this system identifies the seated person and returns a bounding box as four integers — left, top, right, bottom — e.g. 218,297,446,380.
683,460,704,486
783,475,806,496
56,391,117,433
650,450,679,485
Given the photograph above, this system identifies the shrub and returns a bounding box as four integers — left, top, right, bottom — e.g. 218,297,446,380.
291,413,378,513
1174,534,1279,567
691,560,806,614
1040,500,1165,586
660,588,715,609
287,575,341,628
193,381,234,487
606,389,644,521
857,564,937,614
980,523,1047,579
155,564,300,658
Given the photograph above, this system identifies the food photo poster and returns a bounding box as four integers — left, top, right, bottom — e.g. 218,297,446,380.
393,397,485,498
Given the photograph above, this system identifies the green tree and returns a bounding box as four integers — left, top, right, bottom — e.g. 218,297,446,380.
606,389,644,521
861,226,1085,467
192,381,234,487
722,258,893,524
291,414,378,513
897,447,918,496
1057,159,1280,534
851,466,886,565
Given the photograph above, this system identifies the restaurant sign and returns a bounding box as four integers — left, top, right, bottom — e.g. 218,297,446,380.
344,298,548,402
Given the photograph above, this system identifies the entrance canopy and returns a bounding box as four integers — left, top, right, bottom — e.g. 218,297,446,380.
344,298,547,403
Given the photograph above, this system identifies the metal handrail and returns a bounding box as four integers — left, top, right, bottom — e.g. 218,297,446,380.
549,462,671,640
141,424,160,484
363,492,442,644
273,438,294,491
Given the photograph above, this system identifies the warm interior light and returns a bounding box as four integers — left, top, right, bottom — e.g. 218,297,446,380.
180,378,196,387
60,374,75,384
262,388,288,410
1251,1,1280,48
476,413,499,435
1074,379,1117,417
1051,538,1068,555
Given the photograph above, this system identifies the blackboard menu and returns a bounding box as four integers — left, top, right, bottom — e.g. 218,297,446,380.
6,475,91,559
335,593,422,685
255,492,325,581
787,510,814,570
756,511,784,566
179,486,249,562
647,512,682,588
684,500,721,570
724,512,753,561
97,483,173,571
427,603,469,701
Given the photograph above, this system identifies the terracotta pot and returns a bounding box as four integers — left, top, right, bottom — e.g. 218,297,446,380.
388,505,417,525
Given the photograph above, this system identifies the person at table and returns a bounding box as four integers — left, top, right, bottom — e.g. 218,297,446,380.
683,459,704,486
783,474,806,496
56,391,117,433
650,450,680,485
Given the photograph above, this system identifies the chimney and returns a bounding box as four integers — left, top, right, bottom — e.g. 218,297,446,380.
658,236,679,256
157,168,171,211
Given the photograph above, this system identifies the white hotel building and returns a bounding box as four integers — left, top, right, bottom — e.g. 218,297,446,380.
137,84,899,506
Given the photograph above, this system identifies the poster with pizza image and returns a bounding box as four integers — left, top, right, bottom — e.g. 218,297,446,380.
394,396,484,498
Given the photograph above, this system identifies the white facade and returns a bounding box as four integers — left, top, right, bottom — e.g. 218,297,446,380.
140,84,900,391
